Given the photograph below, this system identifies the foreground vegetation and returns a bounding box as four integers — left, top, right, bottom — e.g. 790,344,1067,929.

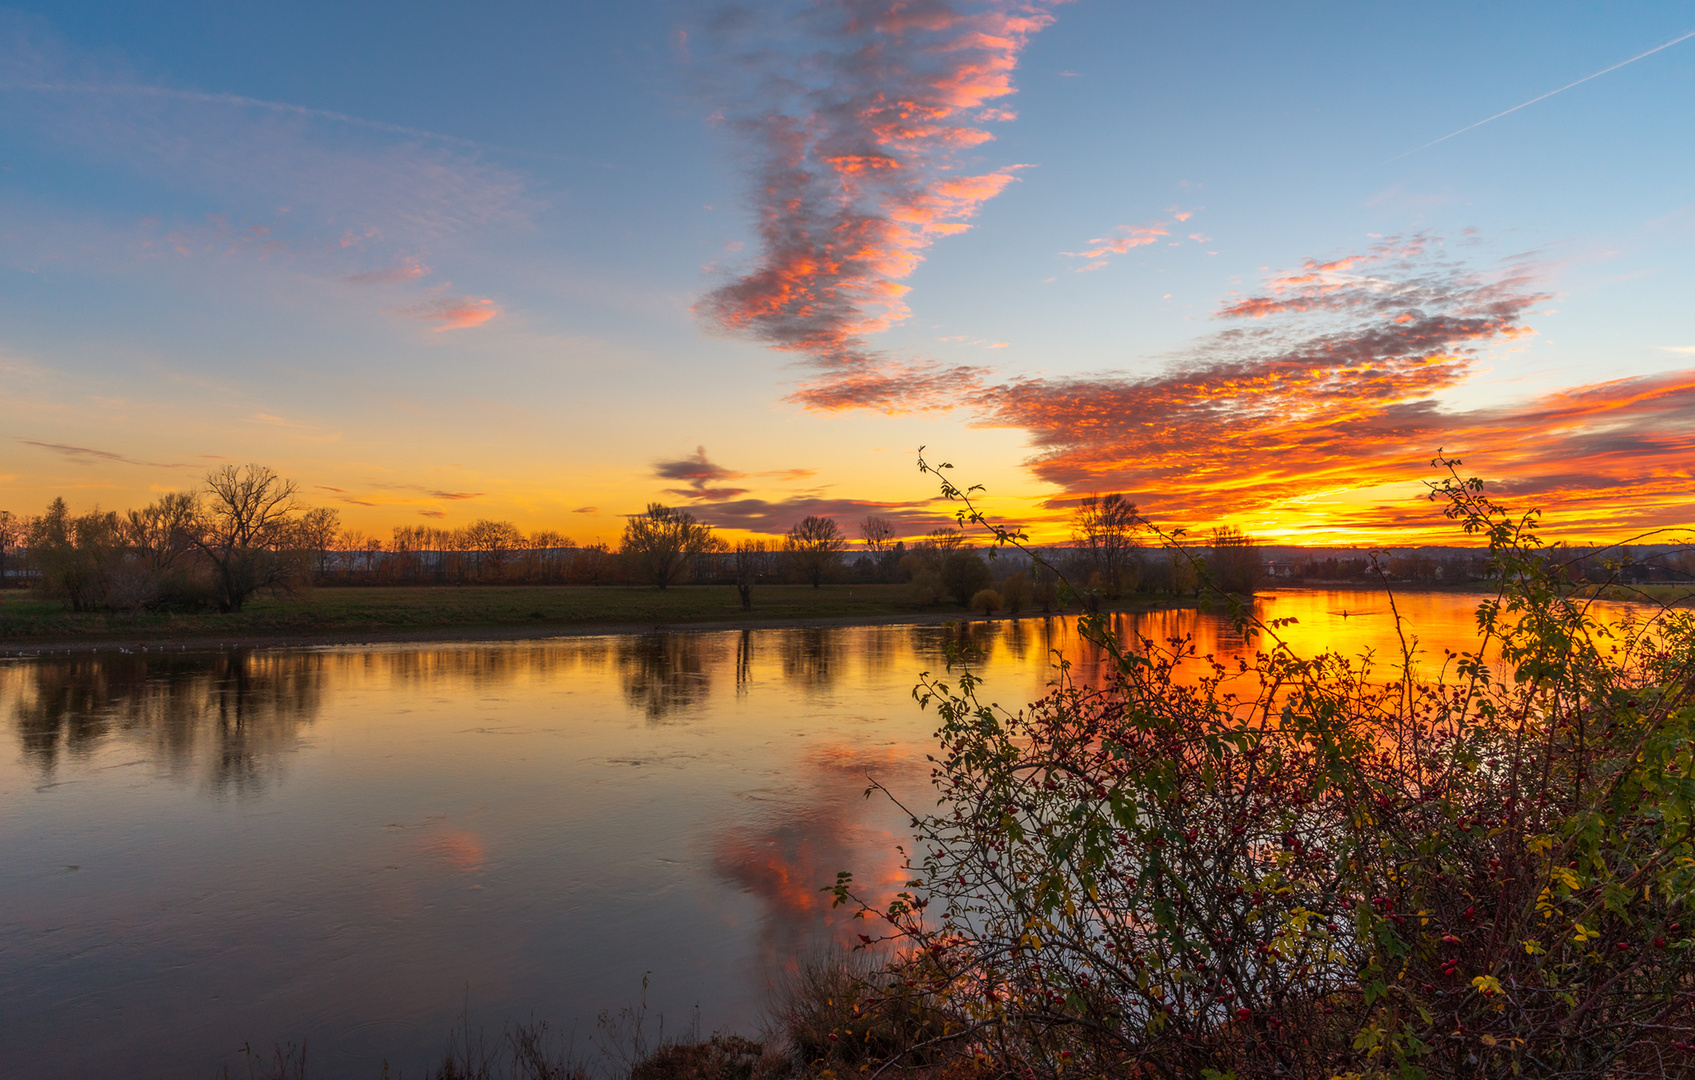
813,457,1695,1079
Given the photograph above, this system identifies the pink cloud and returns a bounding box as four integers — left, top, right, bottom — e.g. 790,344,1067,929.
398,295,500,331
696,0,1065,410
1063,222,1170,271
1062,208,1204,270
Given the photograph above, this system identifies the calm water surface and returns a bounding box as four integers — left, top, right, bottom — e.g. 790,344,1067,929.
1,591,1501,1078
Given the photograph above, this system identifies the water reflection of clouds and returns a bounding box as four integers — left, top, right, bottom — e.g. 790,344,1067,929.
413,828,488,874
713,743,921,965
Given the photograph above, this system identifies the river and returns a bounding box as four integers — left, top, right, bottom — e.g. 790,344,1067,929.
0,589,1509,1077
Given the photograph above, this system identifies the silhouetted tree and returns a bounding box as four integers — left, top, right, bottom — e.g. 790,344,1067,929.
295,506,341,582
1209,525,1263,594
27,498,124,611
196,464,302,612
860,514,896,582
785,515,847,588
126,492,199,572
525,530,572,583
1071,492,1142,597
734,539,772,610
464,518,523,580
0,508,17,588
621,504,714,589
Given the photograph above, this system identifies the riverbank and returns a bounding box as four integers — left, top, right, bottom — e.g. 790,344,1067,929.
0,583,1200,655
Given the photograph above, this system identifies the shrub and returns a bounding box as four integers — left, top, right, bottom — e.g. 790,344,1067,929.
969,588,1002,615
999,573,1032,615
833,455,1695,1080
907,571,944,606
629,1035,763,1080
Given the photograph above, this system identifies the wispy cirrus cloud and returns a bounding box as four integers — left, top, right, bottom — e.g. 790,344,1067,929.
1062,223,1167,271
17,439,187,469
696,0,1065,410
1061,208,1199,271
0,15,523,325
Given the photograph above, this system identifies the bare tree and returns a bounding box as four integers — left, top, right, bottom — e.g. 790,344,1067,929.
197,464,302,612
526,530,572,583
126,492,200,572
785,515,846,588
926,527,966,551
463,518,523,581
734,539,771,610
0,509,17,589
620,504,714,589
859,514,897,582
860,514,895,552
294,506,341,583
1071,493,1143,598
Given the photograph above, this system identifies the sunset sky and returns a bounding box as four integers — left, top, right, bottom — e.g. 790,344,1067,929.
2,0,1692,545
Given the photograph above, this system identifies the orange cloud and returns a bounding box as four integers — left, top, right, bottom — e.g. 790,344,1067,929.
967,244,1695,539
697,0,1063,409
398,295,500,331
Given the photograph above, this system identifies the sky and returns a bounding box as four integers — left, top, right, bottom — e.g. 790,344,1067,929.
2,0,1692,547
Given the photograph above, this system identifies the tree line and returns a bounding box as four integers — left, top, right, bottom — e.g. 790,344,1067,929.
5,465,1474,617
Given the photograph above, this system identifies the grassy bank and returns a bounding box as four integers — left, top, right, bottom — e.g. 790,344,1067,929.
0,583,910,642
0,583,1194,647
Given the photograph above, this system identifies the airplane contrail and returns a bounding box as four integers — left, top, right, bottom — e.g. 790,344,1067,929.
2,80,583,162
1383,27,1695,165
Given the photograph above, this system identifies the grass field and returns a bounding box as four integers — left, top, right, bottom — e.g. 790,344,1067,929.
0,583,995,643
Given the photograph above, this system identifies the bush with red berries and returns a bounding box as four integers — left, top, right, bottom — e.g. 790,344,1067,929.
831,457,1695,1079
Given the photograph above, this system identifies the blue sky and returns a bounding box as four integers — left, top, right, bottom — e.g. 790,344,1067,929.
2,0,1691,543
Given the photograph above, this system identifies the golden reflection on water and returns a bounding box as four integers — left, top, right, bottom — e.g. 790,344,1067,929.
0,592,1548,1078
